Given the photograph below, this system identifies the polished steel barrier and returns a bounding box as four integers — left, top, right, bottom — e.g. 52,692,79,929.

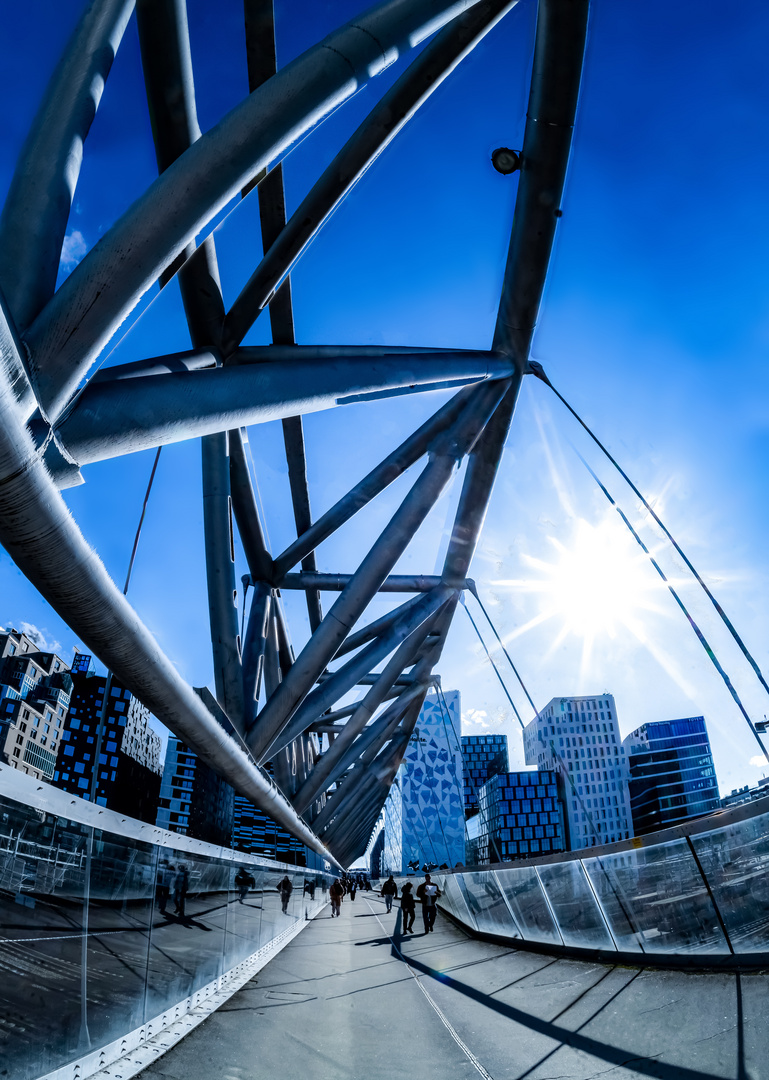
0,768,334,1080
429,798,769,965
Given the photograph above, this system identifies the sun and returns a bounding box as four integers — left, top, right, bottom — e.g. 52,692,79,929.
494,515,667,647
541,518,657,637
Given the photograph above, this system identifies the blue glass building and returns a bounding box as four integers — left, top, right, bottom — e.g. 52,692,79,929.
468,769,566,863
384,690,465,871
623,716,720,835
461,734,509,815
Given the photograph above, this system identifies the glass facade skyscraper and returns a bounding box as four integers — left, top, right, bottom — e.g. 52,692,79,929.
461,734,509,814
384,690,464,872
468,769,566,863
623,716,720,835
524,694,633,849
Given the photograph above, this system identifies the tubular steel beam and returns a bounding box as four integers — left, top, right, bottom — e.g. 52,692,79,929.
493,0,589,364
246,380,506,765
276,572,471,593
272,384,475,580
265,587,452,761
23,0,491,423
221,0,519,353
202,432,245,731
137,0,244,736
242,583,271,721
244,1,324,635
0,297,338,865
333,594,428,658
292,636,433,815
229,429,274,583
0,0,134,344
46,352,510,477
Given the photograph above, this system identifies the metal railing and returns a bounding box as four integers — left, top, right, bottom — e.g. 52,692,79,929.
0,768,334,1080
432,797,769,965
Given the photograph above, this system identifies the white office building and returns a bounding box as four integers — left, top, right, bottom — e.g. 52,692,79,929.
523,694,633,849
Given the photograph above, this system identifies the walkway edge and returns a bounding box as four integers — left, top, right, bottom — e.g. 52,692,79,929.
39,905,328,1080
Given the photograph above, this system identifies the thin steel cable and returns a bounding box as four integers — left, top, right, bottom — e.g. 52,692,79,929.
578,452,769,761
459,597,525,729
532,364,769,708
123,447,162,596
468,586,539,718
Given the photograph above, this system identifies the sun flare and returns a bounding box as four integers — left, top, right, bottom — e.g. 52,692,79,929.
495,516,666,645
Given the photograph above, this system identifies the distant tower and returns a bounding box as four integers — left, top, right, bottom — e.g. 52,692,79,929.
386,689,465,872
155,736,234,848
53,661,162,822
623,716,720,835
460,733,509,815
523,694,633,849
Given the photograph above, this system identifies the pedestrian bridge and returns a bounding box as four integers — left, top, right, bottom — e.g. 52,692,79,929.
2,768,767,1080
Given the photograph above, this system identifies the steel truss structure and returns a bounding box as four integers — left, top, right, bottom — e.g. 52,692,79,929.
0,0,587,866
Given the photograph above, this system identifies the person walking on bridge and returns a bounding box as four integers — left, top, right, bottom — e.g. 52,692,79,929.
416,873,440,933
400,881,416,933
329,878,344,917
278,874,293,915
380,875,398,913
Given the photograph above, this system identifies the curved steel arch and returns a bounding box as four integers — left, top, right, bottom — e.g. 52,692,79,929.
0,0,588,865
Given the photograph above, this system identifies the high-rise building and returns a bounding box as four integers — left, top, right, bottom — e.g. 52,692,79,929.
461,733,509,815
53,661,163,823
468,769,567,864
231,790,306,863
155,735,234,847
623,716,720,834
384,689,465,872
0,629,71,781
523,694,633,849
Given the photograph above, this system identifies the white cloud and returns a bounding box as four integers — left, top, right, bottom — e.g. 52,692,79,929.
19,622,63,655
749,755,768,768
60,230,87,272
462,708,490,730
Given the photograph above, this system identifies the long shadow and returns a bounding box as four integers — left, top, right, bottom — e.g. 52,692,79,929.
385,921,734,1080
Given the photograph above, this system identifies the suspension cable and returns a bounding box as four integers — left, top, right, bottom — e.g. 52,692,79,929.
531,363,769,707
467,586,539,718
578,452,769,761
459,596,525,729
123,447,162,595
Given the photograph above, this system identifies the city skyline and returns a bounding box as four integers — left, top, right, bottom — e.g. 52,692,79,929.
2,0,769,804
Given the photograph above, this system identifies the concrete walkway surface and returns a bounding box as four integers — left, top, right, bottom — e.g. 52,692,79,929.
139,893,768,1080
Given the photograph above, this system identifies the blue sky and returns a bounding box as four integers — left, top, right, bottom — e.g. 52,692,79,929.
2,0,769,798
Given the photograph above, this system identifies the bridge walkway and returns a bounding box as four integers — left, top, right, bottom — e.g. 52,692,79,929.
140,894,766,1080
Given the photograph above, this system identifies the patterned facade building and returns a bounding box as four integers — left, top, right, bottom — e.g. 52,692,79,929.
467,769,566,864
623,716,720,834
385,689,465,872
53,660,163,823
461,733,509,815
0,629,71,781
524,694,633,850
